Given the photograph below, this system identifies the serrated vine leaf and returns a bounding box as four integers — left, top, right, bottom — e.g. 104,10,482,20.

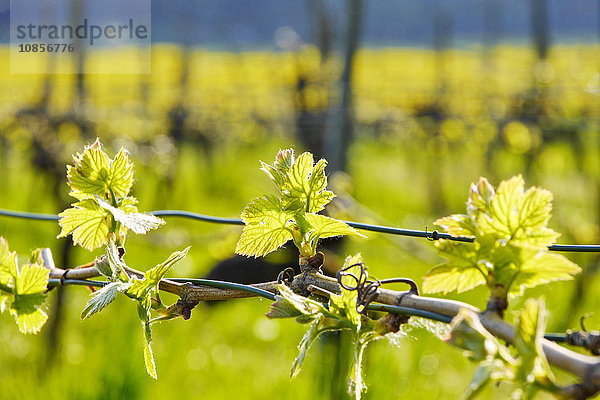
126,247,190,302
425,175,580,304
265,295,303,319
434,214,476,237
138,303,157,379
0,237,17,286
261,149,335,213
510,252,580,296
304,214,366,243
236,195,294,257
10,263,49,334
238,149,366,258
16,263,49,294
67,140,134,200
514,298,556,391
291,318,322,378
12,307,48,334
96,196,165,235
422,264,487,294
447,303,560,399
57,199,110,251
271,283,328,318
81,282,130,320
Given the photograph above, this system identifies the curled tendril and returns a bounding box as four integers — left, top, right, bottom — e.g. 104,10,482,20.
337,263,419,314
277,267,296,285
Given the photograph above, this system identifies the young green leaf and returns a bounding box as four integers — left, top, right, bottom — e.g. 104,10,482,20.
10,263,49,334
349,332,381,400
291,318,322,378
96,196,165,235
238,149,365,258
11,306,48,334
265,295,303,319
422,264,487,294
270,283,328,318
81,282,131,320
304,214,366,244
0,237,17,287
509,252,580,296
446,302,561,399
67,139,134,200
138,303,157,379
261,149,335,213
425,175,580,307
235,195,294,257
422,241,487,294
513,298,557,392
57,199,110,251
126,247,190,303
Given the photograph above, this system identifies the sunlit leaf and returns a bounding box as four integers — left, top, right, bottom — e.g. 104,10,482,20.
138,303,157,379
486,175,525,236
467,177,495,218
15,263,49,295
126,247,190,301
423,264,487,294
96,196,165,235
235,195,294,257
12,307,48,334
291,318,320,378
273,283,328,317
260,148,294,192
330,254,363,325
510,252,580,295
304,213,366,243
431,175,580,300
0,237,17,286
81,282,130,320
265,295,303,319
10,262,49,334
57,199,110,251
260,149,335,213
67,140,134,200
434,214,476,237
514,298,556,387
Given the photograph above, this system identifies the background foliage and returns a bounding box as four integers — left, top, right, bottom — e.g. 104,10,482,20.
0,8,598,397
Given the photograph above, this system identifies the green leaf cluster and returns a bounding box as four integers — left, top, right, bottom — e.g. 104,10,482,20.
0,237,49,334
445,298,559,399
80,242,190,378
236,149,364,258
423,176,580,302
267,254,390,400
58,139,164,251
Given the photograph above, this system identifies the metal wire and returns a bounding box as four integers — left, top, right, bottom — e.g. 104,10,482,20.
46,277,569,343
2,208,598,252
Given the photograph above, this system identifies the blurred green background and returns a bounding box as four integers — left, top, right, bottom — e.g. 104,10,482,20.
0,0,599,399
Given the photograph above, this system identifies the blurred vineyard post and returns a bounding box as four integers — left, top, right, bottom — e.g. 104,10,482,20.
323,0,364,174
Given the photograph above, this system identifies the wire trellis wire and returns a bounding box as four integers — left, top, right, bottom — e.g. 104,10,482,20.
1,208,599,253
